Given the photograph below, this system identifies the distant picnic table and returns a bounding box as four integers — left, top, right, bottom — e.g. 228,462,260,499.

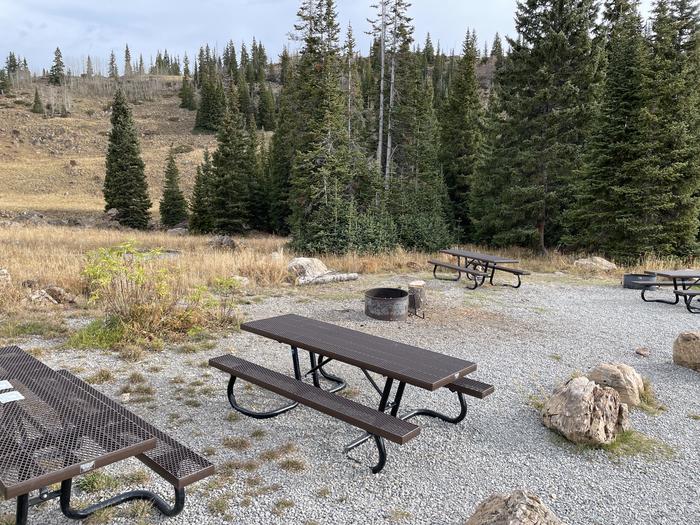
429,249,530,289
635,269,700,314
0,346,213,525
210,314,494,473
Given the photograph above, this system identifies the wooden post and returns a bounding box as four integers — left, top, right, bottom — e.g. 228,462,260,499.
408,280,426,314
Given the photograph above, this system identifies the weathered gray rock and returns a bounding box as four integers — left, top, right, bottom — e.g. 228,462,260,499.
166,228,188,236
673,331,700,372
0,269,10,287
28,289,59,305
44,286,75,305
635,347,651,358
541,376,629,445
287,257,359,286
465,490,563,525
588,363,644,406
573,256,617,272
208,235,237,250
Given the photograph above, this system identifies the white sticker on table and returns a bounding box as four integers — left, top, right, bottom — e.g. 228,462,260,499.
0,380,12,391
0,391,25,404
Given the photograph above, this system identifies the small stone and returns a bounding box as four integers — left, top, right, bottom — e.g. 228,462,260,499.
0,269,10,287
635,347,651,357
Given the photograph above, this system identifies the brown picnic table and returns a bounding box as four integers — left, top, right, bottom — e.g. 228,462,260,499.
210,314,494,473
0,346,213,525
636,270,700,313
430,249,530,289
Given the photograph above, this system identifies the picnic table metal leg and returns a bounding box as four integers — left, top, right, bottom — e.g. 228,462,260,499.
641,281,681,305
401,392,468,424
59,478,186,520
15,494,28,525
226,375,299,419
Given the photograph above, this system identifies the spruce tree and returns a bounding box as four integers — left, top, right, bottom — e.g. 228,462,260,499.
258,86,276,130
565,0,653,259
31,87,44,114
108,51,119,79
210,87,253,234
103,89,151,229
124,44,133,76
440,31,483,241
179,54,197,110
48,47,64,85
194,74,225,131
189,149,215,233
475,0,601,253
86,56,94,78
159,149,189,228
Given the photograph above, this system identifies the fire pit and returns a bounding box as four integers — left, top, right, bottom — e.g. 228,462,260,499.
364,288,409,321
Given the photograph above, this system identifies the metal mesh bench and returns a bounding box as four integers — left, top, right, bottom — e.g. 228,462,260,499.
447,377,495,399
57,371,215,489
488,264,531,288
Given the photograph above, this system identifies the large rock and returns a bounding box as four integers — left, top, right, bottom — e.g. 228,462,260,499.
208,235,238,250
166,228,188,236
287,257,359,286
541,376,629,445
465,490,563,525
573,256,617,272
588,363,645,406
0,269,10,287
44,286,76,305
673,331,700,372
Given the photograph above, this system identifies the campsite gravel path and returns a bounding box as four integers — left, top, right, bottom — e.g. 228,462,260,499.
2,273,698,524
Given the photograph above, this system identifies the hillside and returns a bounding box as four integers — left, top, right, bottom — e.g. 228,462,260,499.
0,81,217,219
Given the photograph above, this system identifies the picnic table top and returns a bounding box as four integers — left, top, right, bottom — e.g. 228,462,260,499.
649,269,700,279
440,249,519,265
241,314,477,391
0,346,156,500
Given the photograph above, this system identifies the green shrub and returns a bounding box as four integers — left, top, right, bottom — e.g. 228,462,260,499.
67,318,125,350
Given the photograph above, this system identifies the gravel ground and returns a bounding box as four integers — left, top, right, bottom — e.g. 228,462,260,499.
1,273,698,525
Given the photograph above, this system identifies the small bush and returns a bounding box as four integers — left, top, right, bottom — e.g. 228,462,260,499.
171,144,194,154
76,471,119,493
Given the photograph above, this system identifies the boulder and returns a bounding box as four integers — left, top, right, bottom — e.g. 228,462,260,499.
573,256,617,272
166,228,188,236
208,235,237,250
28,290,59,305
673,331,700,372
541,376,629,445
465,490,563,525
0,269,10,287
287,257,359,285
587,363,645,406
105,208,119,220
44,286,75,305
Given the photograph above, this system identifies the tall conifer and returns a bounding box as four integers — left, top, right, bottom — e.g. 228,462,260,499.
159,149,189,228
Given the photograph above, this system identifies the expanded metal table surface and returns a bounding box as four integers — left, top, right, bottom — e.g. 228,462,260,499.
0,346,156,500
651,270,700,280
439,249,519,265
241,314,476,390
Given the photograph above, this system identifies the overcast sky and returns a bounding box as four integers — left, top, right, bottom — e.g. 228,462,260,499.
1,0,653,73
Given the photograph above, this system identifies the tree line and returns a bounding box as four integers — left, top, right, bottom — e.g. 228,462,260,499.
98,0,700,261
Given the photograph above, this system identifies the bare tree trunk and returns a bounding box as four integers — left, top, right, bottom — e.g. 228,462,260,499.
384,51,396,184
376,1,387,167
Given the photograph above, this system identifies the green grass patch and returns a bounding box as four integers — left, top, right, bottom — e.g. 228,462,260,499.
272,498,295,516
638,378,666,416
278,458,306,472
0,318,66,340
601,430,675,460
688,413,700,421
223,436,251,451
67,318,124,350
85,369,114,385
75,471,120,493
527,393,546,412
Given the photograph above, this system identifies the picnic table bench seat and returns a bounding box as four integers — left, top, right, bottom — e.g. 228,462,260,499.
58,371,215,490
487,264,531,288
428,259,489,289
674,290,700,313
447,377,495,399
209,355,421,446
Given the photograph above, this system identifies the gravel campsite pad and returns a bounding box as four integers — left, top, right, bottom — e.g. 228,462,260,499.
1,274,698,524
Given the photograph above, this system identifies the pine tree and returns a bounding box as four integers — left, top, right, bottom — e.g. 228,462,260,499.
258,86,276,130
237,71,254,127
189,149,215,233
179,54,197,110
491,33,504,65
194,73,225,131
31,87,44,114
475,0,601,253
108,51,119,79
210,87,253,234
159,149,189,228
86,56,94,78
440,31,483,241
138,54,145,75
565,0,653,258
48,47,64,85
124,44,133,76
103,89,151,229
